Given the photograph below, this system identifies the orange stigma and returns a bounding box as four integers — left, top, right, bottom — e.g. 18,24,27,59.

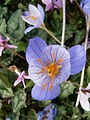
38,53,63,91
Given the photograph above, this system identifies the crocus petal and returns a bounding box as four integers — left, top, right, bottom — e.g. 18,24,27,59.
45,4,54,11
21,15,37,26
69,45,86,75
29,4,41,18
79,91,90,111
14,78,22,86
26,37,47,63
42,0,51,5
0,47,4,56
54,0,62,8
31,83,60,100
24,26,37,34
5,44,17,49
42,45,71,86
28,59,49,86
37,4,44,21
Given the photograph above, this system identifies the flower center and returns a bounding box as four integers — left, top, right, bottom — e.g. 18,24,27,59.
24,10,36,21
38,53,63,91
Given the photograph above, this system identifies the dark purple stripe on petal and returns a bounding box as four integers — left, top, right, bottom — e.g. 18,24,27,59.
31,84,60,101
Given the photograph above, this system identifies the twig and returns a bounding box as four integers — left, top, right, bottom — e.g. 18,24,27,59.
75,19,89,107
6,47,25,60
75,0,85,17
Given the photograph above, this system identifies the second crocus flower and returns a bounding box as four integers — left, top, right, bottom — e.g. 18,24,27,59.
22,4,44,34
26,37,86,101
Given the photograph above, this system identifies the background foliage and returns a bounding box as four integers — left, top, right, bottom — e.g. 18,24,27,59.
0,0,90,119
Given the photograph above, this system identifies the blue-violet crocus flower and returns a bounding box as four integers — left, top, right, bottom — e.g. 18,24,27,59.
42,0,62,11
80,0,90,20
79,83,90,111
26,37,86,100
22,4,44,34
0,35,17,56
37,103,57,120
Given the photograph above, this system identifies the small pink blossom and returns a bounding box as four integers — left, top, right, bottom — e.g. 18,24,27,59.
14,68,30,88
42,0,62,11
79,83,90,111
0,35,17,56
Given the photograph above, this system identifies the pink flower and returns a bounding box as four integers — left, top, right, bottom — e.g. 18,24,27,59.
0,35,17,56
42,0,62,11
79,83,90,111
14,68,30,88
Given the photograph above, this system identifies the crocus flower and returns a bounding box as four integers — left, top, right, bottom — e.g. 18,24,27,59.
42,0,62,11
80,0,90,20
13,66,30,88
37,103,57,120
79,83,90,111
26,37,86,100
0,35,17,56
21,4,44,34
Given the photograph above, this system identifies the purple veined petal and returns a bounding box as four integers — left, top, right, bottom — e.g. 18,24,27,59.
14,78,22,86
42,0,51,5
42,45,70,64
54,61,71,85
37,4,44,21
28,58,49,86
79,91,90,111
42,45,71,86
21,15,37,26
45,3,54,11
69,45,86,75
5,44,17,49
24,26,37,34
31,83,60,101
26,37,47,63
0,46,4,56
54,0,62,8
29,4,41,18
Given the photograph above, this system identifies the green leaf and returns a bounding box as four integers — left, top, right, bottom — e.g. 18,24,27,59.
0,19,7,34
60,81,76,99
0,6,8,19
38,101,51,107
87,66,90,83
12,89,26,113
7,9,25,41
75,30,85,44
0,100,2,110
0,73,14,98
28,108,37,120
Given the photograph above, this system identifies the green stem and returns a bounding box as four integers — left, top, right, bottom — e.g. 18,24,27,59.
61,0,66,47
75,19,89,107
40,23,61,44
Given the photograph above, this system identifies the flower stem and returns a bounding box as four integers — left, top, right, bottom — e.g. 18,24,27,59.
75,19,89,107
61,0,66,47
75,0,85,17
40,23,61,44
6,47,25,60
